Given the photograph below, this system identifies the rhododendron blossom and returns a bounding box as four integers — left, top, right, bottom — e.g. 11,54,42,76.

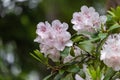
101,34,120,71
34,20,73,62
75,74,84,80
71,5,107,33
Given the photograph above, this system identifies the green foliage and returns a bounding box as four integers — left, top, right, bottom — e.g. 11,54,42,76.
78,41,95,53
54,72,64,80
60,47,71,58
30,49,48,64
66,64,80,73
111,72,120,80
108,6,120,22
43,73,55,80
103,68,116,80
107,23,120,32
71,35,84,43
87,66,104,80
98,32,108,40
77,69,86,79
70,46,75,57
61,73,74,80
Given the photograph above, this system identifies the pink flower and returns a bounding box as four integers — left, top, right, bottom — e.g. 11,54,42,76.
34,20,73,62
63,54,74,63
52,20,68,32
40,44,60,62
101,34,120,71
71,5,107,33
75,74,84,80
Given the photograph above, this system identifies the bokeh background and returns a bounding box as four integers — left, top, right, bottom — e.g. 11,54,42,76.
0,0,114,80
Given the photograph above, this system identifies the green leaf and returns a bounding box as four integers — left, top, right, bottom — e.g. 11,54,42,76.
30,49,48,64
67,64,80,73
98,32,108,40
96,66,101,80
79,31,94,37
54,73,64,80
109,6,120,19
71,35,83,43
115,6,120,18
61,73,74,80
59,69,65,75
87,65,103,80
70,46,75,57
60,47,70,58
71,32,91,43
54,70,65,80
30,53,43,63
107,11,115,17
88,66,96,80
111,72,120,80
78,42,95,53
34,50,44,61
96,66,100,76
103,68,116,80
43,73,54,80
108,23,120,32
77,69,86,79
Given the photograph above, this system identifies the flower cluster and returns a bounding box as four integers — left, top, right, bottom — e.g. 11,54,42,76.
101,34,120,71
34,20,73,62
71,5,107,33
33,5,120,80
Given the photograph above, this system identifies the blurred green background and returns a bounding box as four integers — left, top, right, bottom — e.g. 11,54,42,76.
0,0,107,80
